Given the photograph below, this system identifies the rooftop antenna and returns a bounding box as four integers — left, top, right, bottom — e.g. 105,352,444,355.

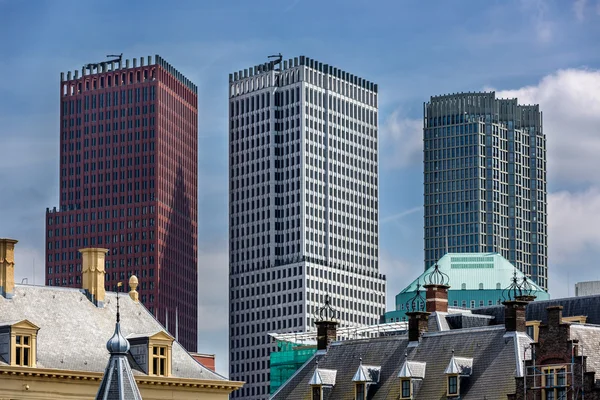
268,53,283,71
83,53,123,72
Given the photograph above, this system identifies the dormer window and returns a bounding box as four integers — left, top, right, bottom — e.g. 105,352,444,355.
447,375,458,396
352,361,381,400
152,345,167,376
309,366,336,399
15,334,32,366
401,379,412,398
398,359,425,399
355,383,366,400
444,353,472,398
311,385,322,400
0,319,39,368
128,330,174,377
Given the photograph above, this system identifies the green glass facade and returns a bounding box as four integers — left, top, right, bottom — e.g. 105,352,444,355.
269,340,317,394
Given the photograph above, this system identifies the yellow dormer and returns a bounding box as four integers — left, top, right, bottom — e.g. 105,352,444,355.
128,330,174,377
0,319,40,367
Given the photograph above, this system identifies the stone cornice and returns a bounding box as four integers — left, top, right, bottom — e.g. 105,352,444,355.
0,365,244,392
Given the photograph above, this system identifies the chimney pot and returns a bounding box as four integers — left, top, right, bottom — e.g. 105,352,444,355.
423,283,450,313
547,305,563,326
79,248,108,307
406,311,430,342
315,320,338,350
503,299,529,332
0,238,18,299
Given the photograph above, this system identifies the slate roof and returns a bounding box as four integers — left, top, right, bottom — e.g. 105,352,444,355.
473,295,600,325
0,284,224,381
309,368,337,386
568,324,600,374
272,326,527,400
397,360,426,379
444,355,473,375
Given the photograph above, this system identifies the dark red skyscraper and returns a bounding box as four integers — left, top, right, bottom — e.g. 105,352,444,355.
45,55,198,351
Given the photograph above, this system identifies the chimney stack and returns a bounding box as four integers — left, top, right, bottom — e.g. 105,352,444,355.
406,310,430,342
0,238,18,299
80,248,108,307
503,299,529,332
315,320,338,350
547,305,563,327
423,283,450,313
314,295,339,351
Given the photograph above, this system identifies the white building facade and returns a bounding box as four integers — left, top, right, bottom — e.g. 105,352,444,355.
423,92,548,290
228,55,386,399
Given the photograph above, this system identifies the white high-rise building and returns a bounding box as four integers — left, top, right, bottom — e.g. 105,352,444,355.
228,55,386,399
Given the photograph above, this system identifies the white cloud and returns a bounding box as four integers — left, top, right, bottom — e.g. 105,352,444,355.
574,0,588,20
548,188,600,264
495,68,600,187
380,110,422,170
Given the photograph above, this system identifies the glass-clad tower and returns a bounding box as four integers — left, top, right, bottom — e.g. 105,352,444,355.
423,92,547,289
228,55,386,399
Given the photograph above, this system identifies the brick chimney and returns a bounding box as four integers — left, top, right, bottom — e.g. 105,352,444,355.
406,311,430,342
503,299,529,332
423,283,450,313
547,305,563,327
0,238,18,299
315,320,338,350
80,248,108,307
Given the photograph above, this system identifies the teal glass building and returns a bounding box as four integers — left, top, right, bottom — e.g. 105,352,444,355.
384,252,549,323
423,92,548,289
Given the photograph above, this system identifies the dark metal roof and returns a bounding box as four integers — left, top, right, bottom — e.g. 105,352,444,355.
472,295,600,324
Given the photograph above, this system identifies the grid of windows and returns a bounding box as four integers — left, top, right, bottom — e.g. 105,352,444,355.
228,56,386,399
423,93,547,289
46,56,199,351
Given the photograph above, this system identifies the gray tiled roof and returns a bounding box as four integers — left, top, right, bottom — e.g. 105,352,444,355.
569,324,600,374
272,326,524,400
0,284,224,381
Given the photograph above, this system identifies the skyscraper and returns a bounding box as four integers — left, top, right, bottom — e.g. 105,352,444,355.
423,92,547,289
228,55,386,399
45,55,199,351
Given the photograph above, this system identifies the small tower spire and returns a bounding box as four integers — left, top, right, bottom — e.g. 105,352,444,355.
95,283,142,400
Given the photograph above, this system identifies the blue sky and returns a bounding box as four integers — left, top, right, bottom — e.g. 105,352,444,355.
1,0,600,376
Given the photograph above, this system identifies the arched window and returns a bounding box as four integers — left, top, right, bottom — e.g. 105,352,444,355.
461,283,466,290
496,283,501,290
479,283,484,290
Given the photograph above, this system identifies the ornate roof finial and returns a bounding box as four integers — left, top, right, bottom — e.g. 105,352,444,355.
406,280,426,312
106,282,128,354
315,294,339,322
502,269,535,302
424,263,450,286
